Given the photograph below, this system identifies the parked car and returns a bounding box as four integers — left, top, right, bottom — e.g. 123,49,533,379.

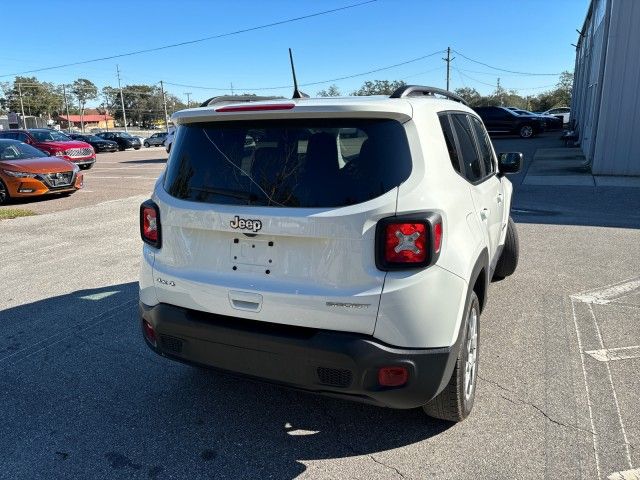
67,133,119,153
144,132,168,147
0,139,83,204
473,106,545,138
0,129,95,169
541,107,570,124
138,86,522,422
164,127,175,153
506,107,563,131
95,131,142,151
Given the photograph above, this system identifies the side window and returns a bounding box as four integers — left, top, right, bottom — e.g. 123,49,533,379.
469,116,495,175
450,114,482,182
438,114,461,173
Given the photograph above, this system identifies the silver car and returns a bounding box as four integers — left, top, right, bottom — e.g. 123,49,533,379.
143,132,168,147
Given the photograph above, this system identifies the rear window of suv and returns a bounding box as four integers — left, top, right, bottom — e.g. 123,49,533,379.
163,119,412,208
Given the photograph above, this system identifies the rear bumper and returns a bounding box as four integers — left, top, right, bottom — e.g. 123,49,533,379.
139,302,460,409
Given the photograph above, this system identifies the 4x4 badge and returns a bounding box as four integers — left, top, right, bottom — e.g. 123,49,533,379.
230,215,262,232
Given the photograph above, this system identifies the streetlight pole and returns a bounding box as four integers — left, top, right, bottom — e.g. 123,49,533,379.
18,83,26,128
117,65,128,132
160,80,169,134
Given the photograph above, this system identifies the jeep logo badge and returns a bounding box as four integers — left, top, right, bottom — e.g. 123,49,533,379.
230,215,262,232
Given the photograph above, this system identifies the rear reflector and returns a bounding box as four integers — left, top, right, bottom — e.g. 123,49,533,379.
378,366,409,387
142,319,157,346
140,200,161,248
215,103,295,113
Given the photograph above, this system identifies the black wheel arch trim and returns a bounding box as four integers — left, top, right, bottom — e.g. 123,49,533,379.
431,248,488,398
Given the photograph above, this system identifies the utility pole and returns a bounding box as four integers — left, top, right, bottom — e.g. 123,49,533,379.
116,65,128,132
497,77,502,105
230,82,234,95
160,80,169,134
17,83,26,128
104,93,110,132
62,84,71,132
442,46,455,91
184,92,192,108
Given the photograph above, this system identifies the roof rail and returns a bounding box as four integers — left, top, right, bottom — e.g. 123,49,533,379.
199,95,285,108
389,85,468,106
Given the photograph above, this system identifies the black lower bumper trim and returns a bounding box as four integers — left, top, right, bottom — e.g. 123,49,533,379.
139,302,460,409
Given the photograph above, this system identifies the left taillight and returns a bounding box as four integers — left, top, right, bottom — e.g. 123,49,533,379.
375,213,442,270
140,200,161,248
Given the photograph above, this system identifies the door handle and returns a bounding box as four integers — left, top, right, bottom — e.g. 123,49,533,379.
496,193,503,204
480,208,490,221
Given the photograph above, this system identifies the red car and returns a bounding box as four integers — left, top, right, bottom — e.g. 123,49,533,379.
0,129,96,170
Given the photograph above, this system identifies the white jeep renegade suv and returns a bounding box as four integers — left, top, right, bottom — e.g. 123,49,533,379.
139,86,521,422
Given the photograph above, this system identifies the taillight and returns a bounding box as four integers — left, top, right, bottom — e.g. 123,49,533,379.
375,213,442,270
140,200,161,248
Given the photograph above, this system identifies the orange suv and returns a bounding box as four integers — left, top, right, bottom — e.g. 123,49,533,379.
0,139,83,204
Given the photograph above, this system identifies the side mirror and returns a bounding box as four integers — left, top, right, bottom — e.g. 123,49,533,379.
498,152,522,175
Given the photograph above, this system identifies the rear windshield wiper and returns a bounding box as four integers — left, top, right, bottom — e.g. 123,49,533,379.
190,186,269,205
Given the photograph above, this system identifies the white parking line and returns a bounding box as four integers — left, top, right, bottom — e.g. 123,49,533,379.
89,175,159,180
573,277,640,305
587,303,634,471
571,298,602,479
585,345,640,362
608,468,640,480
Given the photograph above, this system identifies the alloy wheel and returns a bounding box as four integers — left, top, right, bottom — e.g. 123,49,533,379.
464,306,478,402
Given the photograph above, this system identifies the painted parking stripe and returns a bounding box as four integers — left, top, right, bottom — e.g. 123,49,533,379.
573,277,640,304
608,468,640,480
585,345,640,362
88,175,159,180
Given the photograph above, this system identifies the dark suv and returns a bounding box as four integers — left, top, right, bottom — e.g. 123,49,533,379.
96,131,141,151
473,106,545,138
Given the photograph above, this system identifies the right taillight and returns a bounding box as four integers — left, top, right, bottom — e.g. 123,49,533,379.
140,200,161,248
375,213,442,270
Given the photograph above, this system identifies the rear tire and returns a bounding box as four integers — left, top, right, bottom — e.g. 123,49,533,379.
0,179,10,205
493,217,519,280
423,292,479,422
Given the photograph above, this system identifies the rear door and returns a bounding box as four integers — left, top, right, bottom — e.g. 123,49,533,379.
448,114,503,261
151,117,413,335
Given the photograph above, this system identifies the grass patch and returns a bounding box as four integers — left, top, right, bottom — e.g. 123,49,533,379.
0,208,37,220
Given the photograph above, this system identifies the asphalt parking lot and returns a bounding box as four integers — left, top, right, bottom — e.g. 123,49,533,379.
1,134,639,479
0,146,167,215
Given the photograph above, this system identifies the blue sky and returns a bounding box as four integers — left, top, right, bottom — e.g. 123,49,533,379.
0,0,588,105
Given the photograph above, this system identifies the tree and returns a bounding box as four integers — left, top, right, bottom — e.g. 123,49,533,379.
316,84,341,97
351,80,406,96
71,79,98,131
454,87,482,107
0,76,63,118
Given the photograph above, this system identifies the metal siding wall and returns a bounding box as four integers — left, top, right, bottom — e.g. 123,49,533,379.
592,0,640,175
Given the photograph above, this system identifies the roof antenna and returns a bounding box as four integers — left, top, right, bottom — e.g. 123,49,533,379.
289,48,308,99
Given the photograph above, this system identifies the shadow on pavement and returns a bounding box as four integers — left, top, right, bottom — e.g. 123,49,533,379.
122,158,167,165
0,283,450,479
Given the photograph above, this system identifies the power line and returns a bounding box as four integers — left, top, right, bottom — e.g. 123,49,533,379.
452,49,563,76
455,68,557,91
0,1,376,78
163,49,445,92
